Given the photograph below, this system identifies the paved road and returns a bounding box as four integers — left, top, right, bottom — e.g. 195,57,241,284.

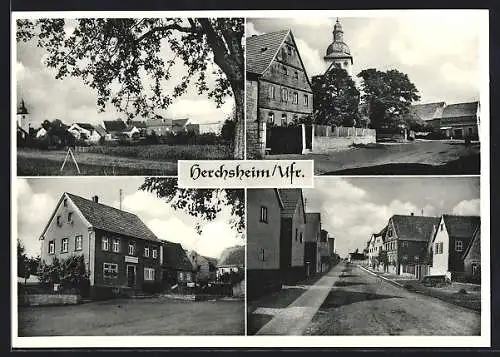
267,140,480,175
304,263,481,336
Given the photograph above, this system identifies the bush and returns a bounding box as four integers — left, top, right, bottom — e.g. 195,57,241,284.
38,255,90,295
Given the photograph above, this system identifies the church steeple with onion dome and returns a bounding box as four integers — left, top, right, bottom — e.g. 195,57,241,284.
324,18,353,76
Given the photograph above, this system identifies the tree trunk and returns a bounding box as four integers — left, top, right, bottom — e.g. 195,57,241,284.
232,83,244,159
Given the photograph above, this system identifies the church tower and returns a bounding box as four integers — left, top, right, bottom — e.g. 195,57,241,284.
324,18,353,76
17,98,30,134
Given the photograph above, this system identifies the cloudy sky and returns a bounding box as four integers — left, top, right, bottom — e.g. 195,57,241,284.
303,177,480,257
248,11,484,104
16,178,244,258
15,19,233,128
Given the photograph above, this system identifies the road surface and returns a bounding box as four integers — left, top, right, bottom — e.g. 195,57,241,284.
304,263,481,335
267,140,480,175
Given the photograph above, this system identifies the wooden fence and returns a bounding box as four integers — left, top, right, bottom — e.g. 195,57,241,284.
314,125,376,138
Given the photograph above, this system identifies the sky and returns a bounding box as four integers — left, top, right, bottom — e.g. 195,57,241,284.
303,177,480,257
15,19,234,128
16,178,244,259
247,12,483,104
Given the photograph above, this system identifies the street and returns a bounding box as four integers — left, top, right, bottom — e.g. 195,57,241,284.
19,297,245,336
267,140,480,175
249,263,480,336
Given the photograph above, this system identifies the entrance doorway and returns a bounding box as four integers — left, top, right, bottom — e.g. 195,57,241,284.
127,265,136,288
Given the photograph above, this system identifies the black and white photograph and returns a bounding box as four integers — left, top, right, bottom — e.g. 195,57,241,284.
245,13,484,175
16,177,245,336
16,17,244,175
247,177,481,335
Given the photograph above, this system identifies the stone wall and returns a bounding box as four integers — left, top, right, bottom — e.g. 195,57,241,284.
313,135,375,153
21,294,81,307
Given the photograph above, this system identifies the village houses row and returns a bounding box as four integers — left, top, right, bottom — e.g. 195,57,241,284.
364,213,480,284
38,192,244,298
17,99,224,143
247,189,336,300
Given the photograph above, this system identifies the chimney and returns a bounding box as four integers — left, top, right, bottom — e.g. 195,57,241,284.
92,195,99,203
410,212,414,216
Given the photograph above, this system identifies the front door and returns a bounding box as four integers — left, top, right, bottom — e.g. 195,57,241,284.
127,265,136,288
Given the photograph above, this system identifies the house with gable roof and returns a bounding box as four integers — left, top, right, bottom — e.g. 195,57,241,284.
247,189,284,299
439,101,480,140
304,212,321,277
161,241,195,288
39,193,163,297
463,226,481,284
246,30,314,158
278,189,307,283
427,215,480,282
382,214,440,278
409,102,447,129
68,123,105,143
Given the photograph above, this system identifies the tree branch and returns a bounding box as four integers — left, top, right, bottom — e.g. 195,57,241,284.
135,22,202,44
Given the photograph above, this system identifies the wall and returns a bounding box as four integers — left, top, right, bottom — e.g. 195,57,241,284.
398,240,428,267
92,230,162,290
21,294,81,307
290,199,306,268
247,189,281,271
246,79,266,159
430,218,450,276
40,195,92,280
312,125,376,153
464,231,480,283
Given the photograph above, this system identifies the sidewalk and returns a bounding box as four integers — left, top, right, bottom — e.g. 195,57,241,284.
359,265,481,312
253,264,343,335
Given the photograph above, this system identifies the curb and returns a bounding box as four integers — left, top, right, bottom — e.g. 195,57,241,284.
357,265,404,288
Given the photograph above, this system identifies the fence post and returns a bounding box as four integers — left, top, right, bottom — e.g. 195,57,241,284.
301,124,306,154
311,124,315,152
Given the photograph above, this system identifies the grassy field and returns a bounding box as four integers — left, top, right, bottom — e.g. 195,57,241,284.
17,144,232,176
84,144,232,160
19,297,245,336
18,156,174,176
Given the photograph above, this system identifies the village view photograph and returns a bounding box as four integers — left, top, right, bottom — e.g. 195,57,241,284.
16,177,245,336
245,12,484,175
16,17,245,176
247,177,481,335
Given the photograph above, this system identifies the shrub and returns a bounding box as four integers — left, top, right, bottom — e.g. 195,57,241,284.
38,255,90,295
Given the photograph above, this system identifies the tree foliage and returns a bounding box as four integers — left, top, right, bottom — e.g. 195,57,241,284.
357,69,420,129
17,240,30,279
311,68,360,127
140,177,244,234
16,17,245,158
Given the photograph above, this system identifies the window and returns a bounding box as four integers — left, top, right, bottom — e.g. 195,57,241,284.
185,272,192,282
282,66,288,76
267,112,275,124
103,263,118,279
472,263,480,277
144,246,150,257
281,88,288,102
402,255,408,261
455,240,463,252
293,114,298,123
61,238,68,253
294,71,298,79
102,236,109,251
287,45,292,56
402,241,408,247
260,248,265,261
295,228,298,241
67,212,73,222
387,227,393,237
75,235,83,251
128,242,135,255
281,114,287,126
299,232,303,244
56,215,62,226
48,240,55,254
414,256,419,262
260,206,268,223
435,242,443,255
179,271,184,281
293,92,298,104
112,238,120,253
144,268,155,281
303,94,309,107
152,249,158,259
63,198,68,207
268,85,275,99
440,223,444,231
